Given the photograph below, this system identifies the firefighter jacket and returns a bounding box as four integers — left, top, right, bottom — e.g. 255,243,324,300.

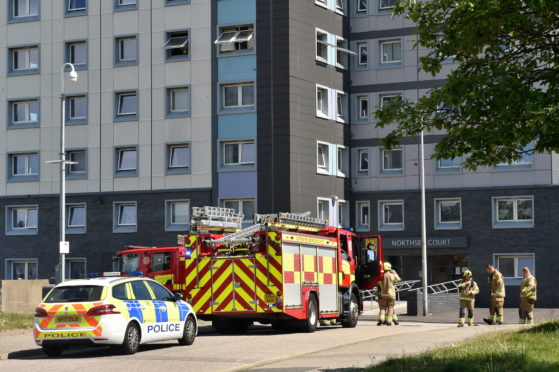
378,270,401,299
489,270,506,298
458,279,479,301
520,274,537,301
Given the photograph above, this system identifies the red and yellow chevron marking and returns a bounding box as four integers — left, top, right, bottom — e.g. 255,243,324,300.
189,257,213,315
184,235,198,259
232,259,257,312
37,302,103,330
211,259,234,312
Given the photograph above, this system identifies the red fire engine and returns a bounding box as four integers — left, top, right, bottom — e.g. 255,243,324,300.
115,207,384,333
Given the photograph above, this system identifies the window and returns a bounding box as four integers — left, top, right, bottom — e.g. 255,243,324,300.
221,199,256,222
9,99,39,128
66,95,87,124
167,144,190,173
435,199,461,230
379,200,404,231
356,201,370,230
357,42,368,66
130,281,152,300
316,86,329,118
115,36,137,65
493,196,534,228
9,46,39,74
318,199,330,221
7,259,38,279
9,0,40,21
358,96,369,120
316,30,328,62
65,259,86,279
357,0,367,13
358,149,369,174
215,25,254,54
114,202,137,232
221,83,255,110
6,205,38,235
66,203,86,232
166,200,190,231
437,156,461,173
337,146,348,177
379,93,402,109
116,147,137,175
167,87,190,117
381,148,403,173
336,92,347,121
317,142,329,173
9,153,39,180
146,281,174,301
164,30,189,61
496,146,533,169
115,91,138,120
222,141,256,166
115,0,137,11
380,39,402,65
379,0,396,10
496,255,535,279
166,0,190,5
66,41,87,68
336,38,352,69
67,150,87,177
336,0,344,12
66,0,87,16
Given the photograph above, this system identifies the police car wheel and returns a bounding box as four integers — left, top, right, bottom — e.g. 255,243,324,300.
42,345,63,357
178,316,196,345
119,322,141,354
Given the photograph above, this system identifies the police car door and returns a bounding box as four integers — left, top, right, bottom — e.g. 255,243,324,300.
128,280,158,342
145,280,182,340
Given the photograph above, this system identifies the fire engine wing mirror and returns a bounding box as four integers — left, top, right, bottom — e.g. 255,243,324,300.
173,292,183,302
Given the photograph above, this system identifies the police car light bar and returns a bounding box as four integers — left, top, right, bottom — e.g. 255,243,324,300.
87,271,143,278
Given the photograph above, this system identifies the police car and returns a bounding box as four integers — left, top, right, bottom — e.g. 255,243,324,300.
33,274,197,357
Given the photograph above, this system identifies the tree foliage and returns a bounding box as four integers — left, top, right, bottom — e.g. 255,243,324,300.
375,0,559,169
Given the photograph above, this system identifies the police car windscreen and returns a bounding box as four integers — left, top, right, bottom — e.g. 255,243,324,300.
45,286,104,303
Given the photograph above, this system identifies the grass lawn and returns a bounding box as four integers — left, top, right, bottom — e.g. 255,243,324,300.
369,320,559,372
0,312,34,332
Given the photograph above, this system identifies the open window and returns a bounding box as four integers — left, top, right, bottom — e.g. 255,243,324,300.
164,31,189,60
215,25,254,54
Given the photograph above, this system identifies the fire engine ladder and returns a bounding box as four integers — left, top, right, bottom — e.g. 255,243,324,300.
190,206,244,231
255,212,328,231
409,279,462,294
206,223,264,247
360,279,421,301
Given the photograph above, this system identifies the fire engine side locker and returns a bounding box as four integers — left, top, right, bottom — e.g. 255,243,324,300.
210,258,257,312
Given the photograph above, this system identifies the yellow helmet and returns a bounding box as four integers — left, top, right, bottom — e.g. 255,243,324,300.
463,270,472,277
384,262,392,271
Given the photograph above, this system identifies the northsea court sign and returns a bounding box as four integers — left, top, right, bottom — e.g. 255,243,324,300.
384,236,468,249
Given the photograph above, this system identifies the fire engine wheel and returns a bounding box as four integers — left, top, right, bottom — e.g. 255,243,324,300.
42,345,64,357
178,315,196,345
302,294,318,333
341,292,359,328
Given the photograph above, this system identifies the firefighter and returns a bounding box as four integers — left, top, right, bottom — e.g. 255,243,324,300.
457,270,479,327
483,264,506,325
519,267,537,325
377,262,401,326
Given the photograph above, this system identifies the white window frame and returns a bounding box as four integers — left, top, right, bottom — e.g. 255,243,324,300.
335,37,354,69
67,150,86,175
357,42,368,66
10,206,38,230
317,141,330,174
68,0,86,11
338,200,348,227
116,148,137,171
168,87,190,114
494,254,536,280
168,144,190,169
379,0,396,10
163,31,189,56
380,39,402,64
316,85,329,118
357,95,369,120
379,93,401,109
65,258,87,279
379,200,404,231
438,157,462,169
12,47,38,71
165,199,190,231
215,25,254,54
117,92,137,116
356,201,370,231
220,199,256,222
12,0,39,18
6,259,38,280
68,96,87,120
12,100,39,124
11,153,39,176
114,201,137,232
316,29,328,63
358,149,369,174
337,145,348,177
357,0,367,13
221,82,255,109
381,147,403,172
336,91,347,122
492,196,534,228
68,41,87,66
222,141,256,166
335,0,344,12
66,203,86,229
317,198,330,222
117,37,137,62
435,198,462,230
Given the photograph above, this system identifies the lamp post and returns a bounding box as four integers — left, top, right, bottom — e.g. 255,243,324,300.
48,63,78,284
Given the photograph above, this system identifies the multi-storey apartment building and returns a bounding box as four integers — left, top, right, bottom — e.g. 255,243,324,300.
0,0,557,307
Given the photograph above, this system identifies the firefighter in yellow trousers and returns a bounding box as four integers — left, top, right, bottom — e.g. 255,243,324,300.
377,262,401,326
483,264,506,325
457,270,479,327
519,267,537,325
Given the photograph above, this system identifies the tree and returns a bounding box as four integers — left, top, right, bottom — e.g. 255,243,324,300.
375,0,559,169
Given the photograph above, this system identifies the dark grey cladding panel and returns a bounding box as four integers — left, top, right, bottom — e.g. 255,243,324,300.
351,79,446,93
350,26,418,41
351,134,446,147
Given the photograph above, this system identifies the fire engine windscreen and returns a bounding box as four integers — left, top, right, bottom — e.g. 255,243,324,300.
121,254,140,272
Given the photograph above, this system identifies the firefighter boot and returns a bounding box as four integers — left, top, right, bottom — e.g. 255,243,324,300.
393,314,399,325
377,320,383,326
483,318,494,325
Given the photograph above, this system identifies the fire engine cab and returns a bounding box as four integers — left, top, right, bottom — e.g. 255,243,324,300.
115,207,383,333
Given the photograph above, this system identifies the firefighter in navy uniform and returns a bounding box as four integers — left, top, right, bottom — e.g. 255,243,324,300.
519,267,537,325
377,262,401,326
483,264,506,325
457,270,479,327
